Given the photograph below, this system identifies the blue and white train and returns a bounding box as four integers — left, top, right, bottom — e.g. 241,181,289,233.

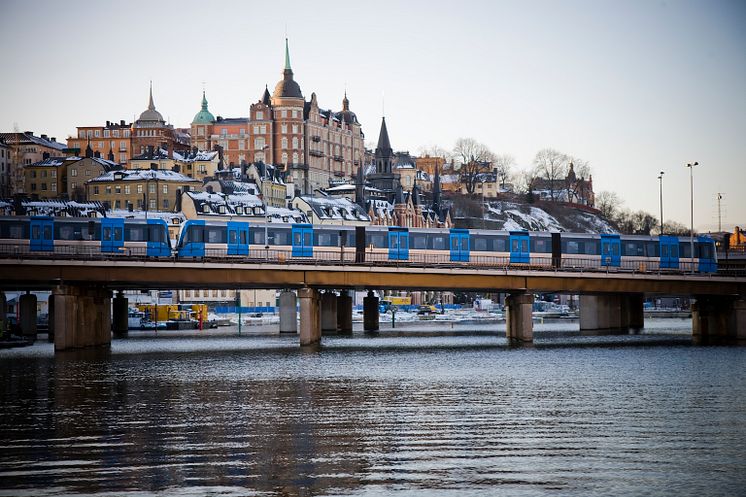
0,216,718,273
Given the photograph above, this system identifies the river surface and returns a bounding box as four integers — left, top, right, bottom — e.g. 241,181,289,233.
1,319,745,497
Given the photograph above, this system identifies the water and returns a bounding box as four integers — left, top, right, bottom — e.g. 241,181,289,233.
1,320,745,496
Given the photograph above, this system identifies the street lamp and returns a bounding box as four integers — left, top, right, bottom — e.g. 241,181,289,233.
686,162,698,274
657,171,664,235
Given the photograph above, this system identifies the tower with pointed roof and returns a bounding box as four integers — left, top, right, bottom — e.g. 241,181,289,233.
367,117,400,201
191,90,216,152
132,82,189,159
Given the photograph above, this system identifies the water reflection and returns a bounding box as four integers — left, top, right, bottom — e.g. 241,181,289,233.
1,321,745,496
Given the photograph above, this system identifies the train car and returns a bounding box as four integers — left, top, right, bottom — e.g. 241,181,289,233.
0,216,171,258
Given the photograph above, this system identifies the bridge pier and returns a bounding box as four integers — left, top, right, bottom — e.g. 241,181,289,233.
47,294,55,342
112,291,128,338
363,290,379,333
506,293,534,343
337,291,353,335
53,286,112,351
299,288,321,346
321,291,338,334
0,291,6,337
579,294,644,333
692,296,746,344
279,290,297,334
19,292,37,341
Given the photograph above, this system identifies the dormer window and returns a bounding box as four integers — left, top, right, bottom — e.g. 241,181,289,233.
203,204,211,214
235,206,243,215
219,206,226,214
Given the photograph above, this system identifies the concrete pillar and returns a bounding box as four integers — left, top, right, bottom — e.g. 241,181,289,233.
624,293,645,330
112,292,128,338
19,292,37,341
337,291,353,334
580,294,644,333
692,295,746,344
279,290,298,334
298,288,321,346
321,291,338,334
47,293,55,342
0,291,7,338
363,290,379,332
505,293,534,343
53,286,112,351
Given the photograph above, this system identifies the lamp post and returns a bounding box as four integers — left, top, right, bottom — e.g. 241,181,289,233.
657,171,664,235
686,162,698,274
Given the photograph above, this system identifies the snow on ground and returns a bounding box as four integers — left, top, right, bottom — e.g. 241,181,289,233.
485,201,616,233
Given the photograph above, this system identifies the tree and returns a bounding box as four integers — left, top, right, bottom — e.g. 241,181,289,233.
532,148,569,201
657,220,691,236
596,190,622,220
418,145,452,161
492,154,515,189
453,138,494,194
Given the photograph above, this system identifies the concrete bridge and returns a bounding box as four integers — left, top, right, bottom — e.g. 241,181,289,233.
2,258,745,350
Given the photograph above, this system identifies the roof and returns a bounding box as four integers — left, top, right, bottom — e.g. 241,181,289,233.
137,83,165,124
375,117,393,158
297,196,370,222
28,156,69,167
192,91,215,125
185,191,263,216
89,169,200,183
0,132,66,151
0,198,106,217
272,39,303,99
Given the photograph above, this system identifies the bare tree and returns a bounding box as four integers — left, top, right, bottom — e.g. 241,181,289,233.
656,220,691,236
511,169,534,194
596,190,622,220
453,138,494,194
567,156,591,178
418,145,452,161
566,156,592,204
492,154,515,189
532,148,569,201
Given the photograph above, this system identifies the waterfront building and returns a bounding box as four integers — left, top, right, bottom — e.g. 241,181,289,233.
0,131,66,195
129,148,220,182
189,39,365,194
243,162,289,208
24,156,76,199
0,139,10,197
67,156,122,201
67,120,133,164
85,169,200,211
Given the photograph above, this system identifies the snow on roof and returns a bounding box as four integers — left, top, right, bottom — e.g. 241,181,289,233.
298,196,370,221
29,156,69,167
107,209,186,222
0,198,106,217
266,206,308,223
324,184,356,193
89,169,200,183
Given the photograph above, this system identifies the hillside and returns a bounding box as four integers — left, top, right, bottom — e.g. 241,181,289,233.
452,199,617,234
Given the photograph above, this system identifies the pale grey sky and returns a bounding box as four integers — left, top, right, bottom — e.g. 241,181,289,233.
1,0,744,231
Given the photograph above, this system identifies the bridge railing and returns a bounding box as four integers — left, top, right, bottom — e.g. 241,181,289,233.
0,242,730,276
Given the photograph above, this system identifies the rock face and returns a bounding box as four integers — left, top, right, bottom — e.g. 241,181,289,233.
457,200,616,233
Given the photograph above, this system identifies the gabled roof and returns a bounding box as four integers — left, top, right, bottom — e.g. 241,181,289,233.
298,196,370,222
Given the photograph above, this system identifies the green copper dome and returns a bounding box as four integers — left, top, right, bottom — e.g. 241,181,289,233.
192,90,215,124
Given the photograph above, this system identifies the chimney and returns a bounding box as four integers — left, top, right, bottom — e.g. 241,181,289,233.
206,185,214,194
51,137,56,143
106,121,110,127
147,145,154,157
42,152,50,160
172,164,180,173
175,188,183,212
40,134,48,140
120,120,125,126
94,151,101,158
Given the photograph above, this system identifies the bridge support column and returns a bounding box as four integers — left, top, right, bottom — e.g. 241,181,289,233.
321,291,338,334
19,292,37,341
299,288,320,346
47,294,55,342
279,290,297,334
506,293,534,343
0,292,6,338
692,296,746,344
580,294,643,333
112,291,128,338
53,286,112,351
337,291,353,335
363,290,379,333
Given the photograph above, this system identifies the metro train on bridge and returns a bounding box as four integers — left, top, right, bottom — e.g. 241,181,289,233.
0,216,718,273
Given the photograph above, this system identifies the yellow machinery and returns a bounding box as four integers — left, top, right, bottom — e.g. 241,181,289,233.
136,304,207,323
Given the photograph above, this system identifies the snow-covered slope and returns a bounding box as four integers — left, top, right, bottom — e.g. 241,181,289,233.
478,201,616,233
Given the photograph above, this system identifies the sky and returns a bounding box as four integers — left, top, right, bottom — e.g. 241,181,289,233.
1,0,744,232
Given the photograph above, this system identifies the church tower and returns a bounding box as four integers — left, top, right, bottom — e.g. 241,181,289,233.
367,116,400,201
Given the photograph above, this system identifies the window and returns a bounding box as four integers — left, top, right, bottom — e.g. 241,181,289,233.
104,130,110,138
281,138,288,149
79,130,85,138
124,185,130,194
292,125,298,134
71,182,76,190
281,110,287,118
71,169,77,177
41,182,47,190
149,184,156,194
254,138,265,150
115,186,121,194
256,111,264,120
163,199,169,209
292,110,298,118
85,170,91,176
123,130,130,138
137,185,143,194
112,130,119,138
292,137,298,149
281,124,288,133
149,199,156,210
162,184,168,194
51,182,56,192
94,130,100,137
93,186,99,195
105,186,112,194
221,128,227,136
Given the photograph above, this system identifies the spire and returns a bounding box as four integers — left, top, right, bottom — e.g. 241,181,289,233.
262,84,271,105
433,162,442,216
342,91,349,111
201,90,208,110
85,136,93,158
376,117,392,157
148,80,155,111
284,38,292,71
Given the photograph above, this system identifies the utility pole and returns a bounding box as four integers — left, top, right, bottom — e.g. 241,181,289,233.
658,171,664,235
686,162,698,274
717,193,723,233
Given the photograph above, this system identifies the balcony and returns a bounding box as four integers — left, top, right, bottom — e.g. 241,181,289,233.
309,150,324,157
289,163,309,171
333,171,346,177
332,155,344,162
311,135,321,142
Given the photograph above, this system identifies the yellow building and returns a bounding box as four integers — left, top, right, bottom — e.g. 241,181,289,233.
86,169,200,211
67,156,122,201
24,156,73,199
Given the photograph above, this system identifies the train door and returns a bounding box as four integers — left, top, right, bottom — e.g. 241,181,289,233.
387,227,409,260
659,236,679,269
292,224,313,257
449,229,470,262
697,236,716,273
101,218,124,253
600,234,621,267
227,221,249,256
146,220,170,257
29,217,53,252
509,231,530,264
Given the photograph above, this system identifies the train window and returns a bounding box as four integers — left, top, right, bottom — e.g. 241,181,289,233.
149,226,164,243
126,225,146,241
103,227,111,240
412,234,427,249
228,230,237,245
367,233,386,248
564,241,579,254
623,241,644,256
269,229,289,245
56,223,79,240
292,231,300,246
432,235,446,250
254,230,265,245
699,243,713,259
240,230,247,245
495,238,506,252
472,237,488,251
206,227,226,244
187,225,204,243
532,238,551,253
316,232,338,247
584,241,599,255
646,242,659,257
303,231,312,247
678,243,689,258
113,227,122,240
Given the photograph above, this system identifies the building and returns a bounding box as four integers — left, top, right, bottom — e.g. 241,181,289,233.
243,162,289,208
0,139,9,197
24,156,75,199
531,163,594,206
0,131,67,195
86,169,200,211
67,156,122,201
180,190,265,221
292,196,370,226
366,117,401,202
67,84,190,166
189,39,365,193
129,148,220,182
